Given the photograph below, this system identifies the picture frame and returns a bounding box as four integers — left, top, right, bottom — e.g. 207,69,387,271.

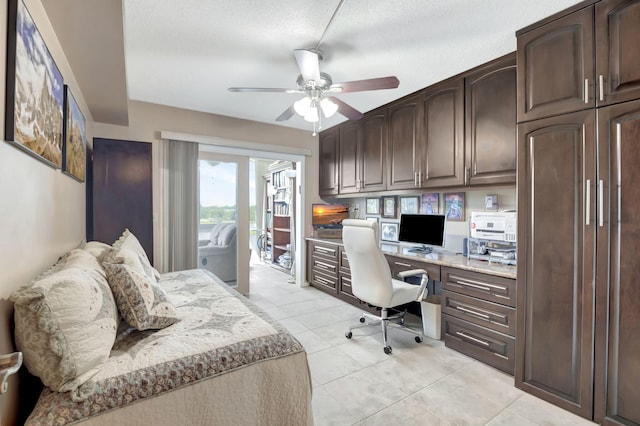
365,216,379,223
421,193,439,215
5,0,64,169
380,222,399,242
400,196,420,215
382,196,396,218
62,86,86,182
365,198,380,215
444,192,465,221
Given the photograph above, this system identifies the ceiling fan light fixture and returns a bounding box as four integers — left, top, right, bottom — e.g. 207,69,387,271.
320,97,338,118
304,103,319,122
294,96,312,116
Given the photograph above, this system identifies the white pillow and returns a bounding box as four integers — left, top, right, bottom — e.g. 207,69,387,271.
11,249,119,400
107,229,160,280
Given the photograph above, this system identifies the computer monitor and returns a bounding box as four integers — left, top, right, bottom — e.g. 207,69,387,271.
398,214,446,253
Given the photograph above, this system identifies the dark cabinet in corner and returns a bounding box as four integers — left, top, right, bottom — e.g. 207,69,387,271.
318,127,339,196
464,53,517,185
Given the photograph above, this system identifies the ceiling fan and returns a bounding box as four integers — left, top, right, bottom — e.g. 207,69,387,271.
228,48,399,130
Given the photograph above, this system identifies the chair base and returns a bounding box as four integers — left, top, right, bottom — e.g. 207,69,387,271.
345,307,424,354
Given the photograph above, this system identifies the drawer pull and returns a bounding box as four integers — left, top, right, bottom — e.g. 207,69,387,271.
315,276,333,286
342,277,351,283
456,306,491,320
451,276,506,293
455,331,490,347
394,262,412,268
315,260,335,270
315,246,335,254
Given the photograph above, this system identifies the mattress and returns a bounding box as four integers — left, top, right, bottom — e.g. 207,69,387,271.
26,269,313,425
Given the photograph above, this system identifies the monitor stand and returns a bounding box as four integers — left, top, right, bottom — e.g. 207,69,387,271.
407,245,433,254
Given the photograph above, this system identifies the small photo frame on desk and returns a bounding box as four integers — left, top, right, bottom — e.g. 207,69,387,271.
380,222,398,242
382,196,396,218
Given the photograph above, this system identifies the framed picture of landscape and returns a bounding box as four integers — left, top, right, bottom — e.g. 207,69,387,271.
62,86,86,181
5,0,64,168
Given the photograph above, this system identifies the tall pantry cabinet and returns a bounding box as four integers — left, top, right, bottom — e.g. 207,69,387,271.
515,0,640,424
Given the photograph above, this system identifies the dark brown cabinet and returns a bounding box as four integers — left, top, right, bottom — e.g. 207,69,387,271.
517,0,640,123
386,95,421,190
464,53,517,185
441,267,516,374
516,110,596,419
593,98,640,425
338,110,386,194
318,127,339,196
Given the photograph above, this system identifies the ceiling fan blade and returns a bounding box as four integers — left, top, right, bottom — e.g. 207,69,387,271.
329,97,363,120
276,105,296,122
228,87,303,93
330,76,400,93
294,49,321,84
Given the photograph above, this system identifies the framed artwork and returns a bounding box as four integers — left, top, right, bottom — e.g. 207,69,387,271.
380,222,399,242
382,196,396,218
365,198,380,215
5,0,64,168
400,196,420,214
421,193,439,215
444,192,465,221
63,86,86,182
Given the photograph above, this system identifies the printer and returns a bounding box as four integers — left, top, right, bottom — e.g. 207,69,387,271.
468,211,517,265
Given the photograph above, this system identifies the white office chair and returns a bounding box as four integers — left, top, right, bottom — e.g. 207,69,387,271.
342,219,429,354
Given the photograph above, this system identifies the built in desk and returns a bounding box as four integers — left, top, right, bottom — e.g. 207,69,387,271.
306,237,517,374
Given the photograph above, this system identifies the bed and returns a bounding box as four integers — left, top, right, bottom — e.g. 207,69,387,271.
24,268,313,425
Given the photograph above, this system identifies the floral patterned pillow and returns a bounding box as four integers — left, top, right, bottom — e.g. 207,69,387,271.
108,229,161,281
102,261,178,330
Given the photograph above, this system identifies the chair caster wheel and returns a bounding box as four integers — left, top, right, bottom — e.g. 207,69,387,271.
383,346,392,355
359,317,366,323
345,331,353,339
415,336,423,343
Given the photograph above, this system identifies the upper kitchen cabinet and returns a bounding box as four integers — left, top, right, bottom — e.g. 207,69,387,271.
595,0,640,107
339,109,387,194
387,95,421,190
318,127,339,196
419,77,465,188
464,53,517,186
517,3,595,122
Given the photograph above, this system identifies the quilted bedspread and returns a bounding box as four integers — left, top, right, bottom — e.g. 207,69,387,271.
27,269,308,425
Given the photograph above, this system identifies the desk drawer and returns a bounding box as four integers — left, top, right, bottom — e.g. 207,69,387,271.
310,242,339,262
310,270,337,292
442,290,515,336
386,255,441,282
442,314,514,374
311,257,338,276
441,267,516,307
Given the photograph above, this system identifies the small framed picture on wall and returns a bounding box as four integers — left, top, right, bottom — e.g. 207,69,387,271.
382,196,396,218
380,222,399,242
421,193,439,215
366,198,380,215
443,192,465,221
400,196,420,215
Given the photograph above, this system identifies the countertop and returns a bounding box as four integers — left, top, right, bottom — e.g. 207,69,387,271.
305,237,517,280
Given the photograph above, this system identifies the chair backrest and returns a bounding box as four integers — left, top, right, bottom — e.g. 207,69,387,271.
209,223,237,247
342,219,394,307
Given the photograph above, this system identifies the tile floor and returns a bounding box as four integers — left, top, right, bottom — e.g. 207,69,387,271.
247,260,596,426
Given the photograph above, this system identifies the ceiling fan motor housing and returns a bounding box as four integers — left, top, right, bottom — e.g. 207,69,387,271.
296,72,333,91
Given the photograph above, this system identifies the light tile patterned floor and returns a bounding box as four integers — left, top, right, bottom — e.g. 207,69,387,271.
248,260,596,426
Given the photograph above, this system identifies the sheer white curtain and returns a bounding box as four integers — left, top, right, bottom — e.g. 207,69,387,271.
163,139,199,272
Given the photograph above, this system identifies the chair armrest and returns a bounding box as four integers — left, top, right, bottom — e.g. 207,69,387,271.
198,239,211,247
397,268,429,301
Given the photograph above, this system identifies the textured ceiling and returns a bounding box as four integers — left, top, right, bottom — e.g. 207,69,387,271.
122,0,584,131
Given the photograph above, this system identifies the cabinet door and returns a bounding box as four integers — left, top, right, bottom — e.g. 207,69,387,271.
465,53,517,185
517,5,595,122
387,96,420,190
339,122,360,194
318,128,339,196
595,0,640,107
594,99,640,425
360,110,387,192
516,110,596,419
419,78,464,188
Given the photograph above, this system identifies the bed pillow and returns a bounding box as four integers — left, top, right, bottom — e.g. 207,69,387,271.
109,229,161,280
102,257,178,330
82,241,112,258
10,249,119,400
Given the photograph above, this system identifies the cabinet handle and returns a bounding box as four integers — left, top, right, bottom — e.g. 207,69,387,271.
450,276,507,294
394,261,412,268
473,161,477,176
315,260,335,270
455,331,490,346
599,180,604,227
585,179,591,225
464,167,470,185
456,305,491,320
418,171,423,185
315,246,335,254
584,78,589,103
599,75,604,102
